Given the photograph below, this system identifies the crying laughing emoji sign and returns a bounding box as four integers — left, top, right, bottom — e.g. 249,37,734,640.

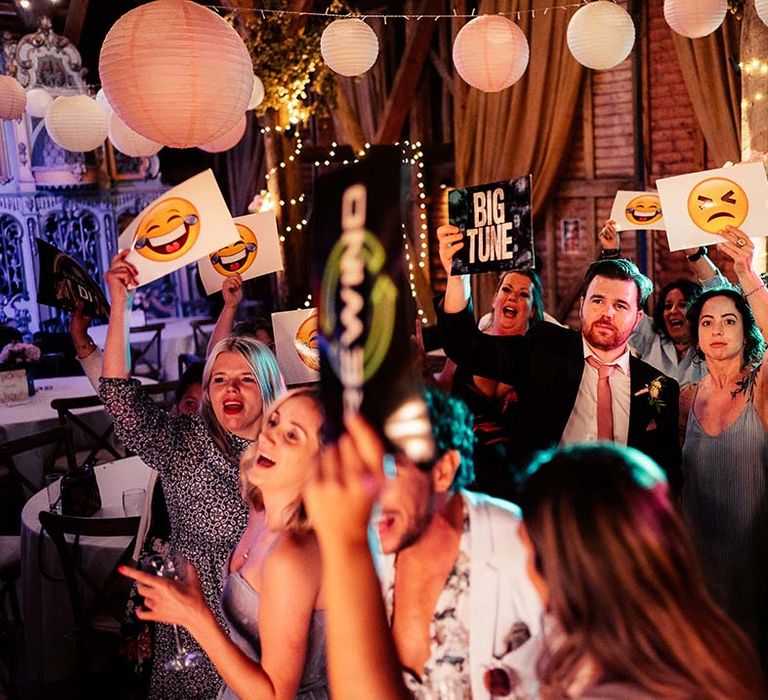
197,212,284,295
657,163,768,251
610,191,665,231
119,169,239,287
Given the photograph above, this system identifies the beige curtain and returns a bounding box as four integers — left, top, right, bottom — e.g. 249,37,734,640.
454,0,585,313
672,14,741,167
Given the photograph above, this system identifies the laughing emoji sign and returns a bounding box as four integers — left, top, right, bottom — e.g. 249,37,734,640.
210,223,259,277
133,197,201,262
625,194,663,226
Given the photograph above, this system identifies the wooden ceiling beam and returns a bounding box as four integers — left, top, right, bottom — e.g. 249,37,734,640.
63,0,89,47
375,1,436,144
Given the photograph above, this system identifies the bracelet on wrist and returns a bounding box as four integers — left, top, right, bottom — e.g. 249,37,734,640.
74,338,97,357
744,284,765,298
687,246,708,262
600,248,621,260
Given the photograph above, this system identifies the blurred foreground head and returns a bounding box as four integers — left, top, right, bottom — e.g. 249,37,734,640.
518,443,763,700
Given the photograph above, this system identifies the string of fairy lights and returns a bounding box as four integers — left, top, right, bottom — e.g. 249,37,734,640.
260,127,431,320
740,57,768,108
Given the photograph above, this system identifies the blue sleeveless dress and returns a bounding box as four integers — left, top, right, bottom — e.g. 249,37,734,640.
216,566,329,700
682,400,768,645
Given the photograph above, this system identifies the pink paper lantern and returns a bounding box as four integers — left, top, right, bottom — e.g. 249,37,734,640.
663,0,726,38
109,112,162,158
320,18,379,77
26,87,53,118
452,16,529,92
199,114,247,153
0,76,26,120
99,0,253,149
757,0,768,27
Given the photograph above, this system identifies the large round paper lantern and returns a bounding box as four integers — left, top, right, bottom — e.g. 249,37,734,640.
199,114,246,153
757,0,768,27
247,75,265,111
0,76,26,120
26,88,53,118
452,16,529,92
663,0,727,38
45,95,109,152
320,18,379,77
567,2,635,70
109,112,162,157
99,0,253,149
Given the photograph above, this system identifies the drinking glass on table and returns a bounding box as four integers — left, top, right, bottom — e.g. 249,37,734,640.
140,552,202,671
44,473,62,513
122,487,146,517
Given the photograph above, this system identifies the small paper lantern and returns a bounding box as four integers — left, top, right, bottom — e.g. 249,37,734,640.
757,0,768,27
45,95,109,152
452,16,529,92
95,88,113,117
199,114,246,153
320,18,379,77
247,75,265,111
663,0,727,38
109,112,162,157
0,76,26,120
99,0,253,148
567,1,635,71
26,87,53,118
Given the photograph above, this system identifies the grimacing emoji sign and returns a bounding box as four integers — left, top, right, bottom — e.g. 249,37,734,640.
686,177,749,234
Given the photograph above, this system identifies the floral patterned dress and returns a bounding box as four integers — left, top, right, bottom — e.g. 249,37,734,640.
100,378,249,700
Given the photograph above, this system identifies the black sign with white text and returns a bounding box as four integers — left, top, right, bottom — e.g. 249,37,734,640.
448,175,534,275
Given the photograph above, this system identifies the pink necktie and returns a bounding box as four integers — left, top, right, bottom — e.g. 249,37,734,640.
586,356,617,441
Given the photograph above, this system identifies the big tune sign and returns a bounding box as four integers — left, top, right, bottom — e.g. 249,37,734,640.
448,175,534,275
311,146,433,464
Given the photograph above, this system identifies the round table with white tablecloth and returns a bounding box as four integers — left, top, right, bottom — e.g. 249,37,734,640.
20,456,153,684
0,375,152,489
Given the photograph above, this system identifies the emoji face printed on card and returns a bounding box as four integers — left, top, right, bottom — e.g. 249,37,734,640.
294,310,319,371
133,197,201,262
209,223,259,277
625,194,663,226
686,177,749,234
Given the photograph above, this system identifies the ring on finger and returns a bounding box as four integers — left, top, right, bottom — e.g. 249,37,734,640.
737,238,747,247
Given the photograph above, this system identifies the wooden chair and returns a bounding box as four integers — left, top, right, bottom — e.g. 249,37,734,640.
190,318,215,357
0,426,74,695
38,511,140,681
129,322,165,381
51,395,123,466
0,426,76,532
51,381,179,466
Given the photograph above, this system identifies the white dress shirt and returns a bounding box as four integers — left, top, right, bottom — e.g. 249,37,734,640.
561,337,631,446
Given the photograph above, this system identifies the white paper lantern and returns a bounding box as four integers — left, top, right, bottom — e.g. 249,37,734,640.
199,114,246,153
109,112,162,157
757,0,768,27
95,88,113,117
452,16,530,92
567,2,635,70
0,76,26,120
663,0,727,38
321,18,379,77
99,0,253,149
247,75,265,111
45,95,109,152
26,87,53,118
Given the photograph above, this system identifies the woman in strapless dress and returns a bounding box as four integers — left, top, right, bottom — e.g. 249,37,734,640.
122,388,328,699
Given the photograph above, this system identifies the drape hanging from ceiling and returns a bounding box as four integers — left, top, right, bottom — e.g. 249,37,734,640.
453,0,586,315
671,13,741,167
